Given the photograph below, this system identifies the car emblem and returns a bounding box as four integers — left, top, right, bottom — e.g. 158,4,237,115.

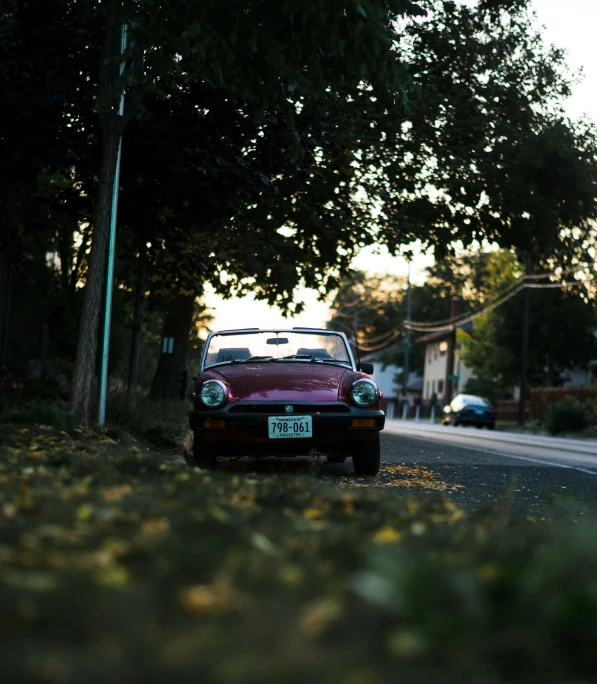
285,405,294,413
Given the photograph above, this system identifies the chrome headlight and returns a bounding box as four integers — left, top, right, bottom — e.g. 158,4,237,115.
199,380,227,408
350,379,379,407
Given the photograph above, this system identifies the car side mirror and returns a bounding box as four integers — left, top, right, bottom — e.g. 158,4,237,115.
359,362,374,375
443,406,451,413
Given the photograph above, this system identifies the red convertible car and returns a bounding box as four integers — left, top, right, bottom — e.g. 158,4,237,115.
188,328,385,475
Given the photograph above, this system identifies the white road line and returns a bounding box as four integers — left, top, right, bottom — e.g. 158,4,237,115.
403,437,597,477
490,452,597,476
384,422,597,456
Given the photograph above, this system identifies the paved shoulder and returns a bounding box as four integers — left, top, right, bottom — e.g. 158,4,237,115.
384,419,597,475
381,428,597,515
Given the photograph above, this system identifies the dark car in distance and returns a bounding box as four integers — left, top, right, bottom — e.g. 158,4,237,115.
188,328,385,475
442,394,496,429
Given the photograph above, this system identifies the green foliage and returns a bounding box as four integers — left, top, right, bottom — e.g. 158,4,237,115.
462,377,501,405
2,425,597,681
544,396,591,436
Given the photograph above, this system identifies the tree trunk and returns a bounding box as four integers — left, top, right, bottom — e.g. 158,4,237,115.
70,131,121,421
70,7,129,422
150,293,196,401
127,240,147,396
547,346,555,387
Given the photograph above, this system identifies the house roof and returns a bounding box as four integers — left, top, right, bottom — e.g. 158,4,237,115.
407,377,423,392
416,319,474,345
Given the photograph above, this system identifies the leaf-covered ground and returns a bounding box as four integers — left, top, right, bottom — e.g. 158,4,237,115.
1,424,597,683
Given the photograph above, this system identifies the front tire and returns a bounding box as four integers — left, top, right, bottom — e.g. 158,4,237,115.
189,431,217,468
352,434,381,476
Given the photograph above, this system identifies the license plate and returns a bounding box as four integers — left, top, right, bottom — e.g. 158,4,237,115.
268,416,313,439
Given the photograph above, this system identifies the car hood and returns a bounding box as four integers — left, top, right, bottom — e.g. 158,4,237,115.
208,362,349,402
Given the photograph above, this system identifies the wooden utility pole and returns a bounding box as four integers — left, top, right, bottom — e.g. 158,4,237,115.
444,296,460,403
518,258,531,425
402,262,412,399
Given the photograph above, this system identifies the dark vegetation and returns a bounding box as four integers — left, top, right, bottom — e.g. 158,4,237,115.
544,396,591,436
2,0,597,421
1,423,597,683
2,1,597,678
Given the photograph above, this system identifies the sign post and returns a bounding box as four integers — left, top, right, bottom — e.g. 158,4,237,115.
98,24,128,427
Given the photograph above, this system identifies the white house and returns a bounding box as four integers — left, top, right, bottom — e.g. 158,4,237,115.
418,320,476,405
361,351,423,416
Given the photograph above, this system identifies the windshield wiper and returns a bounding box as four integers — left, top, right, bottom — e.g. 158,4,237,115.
242,355,274,362
313,358,350,365
276,354,314,361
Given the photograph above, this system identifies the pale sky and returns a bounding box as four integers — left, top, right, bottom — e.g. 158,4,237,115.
205,0,597,332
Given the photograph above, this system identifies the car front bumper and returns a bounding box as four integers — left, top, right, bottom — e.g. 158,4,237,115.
457,413,496,425
189,401,385,454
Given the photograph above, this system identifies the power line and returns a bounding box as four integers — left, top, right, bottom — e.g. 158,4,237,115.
408,265,593,329
355,276,594,350
340,266,596,353
407,279,523,328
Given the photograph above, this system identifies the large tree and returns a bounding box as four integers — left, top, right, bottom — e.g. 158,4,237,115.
4,0,597,420
66,0,426,421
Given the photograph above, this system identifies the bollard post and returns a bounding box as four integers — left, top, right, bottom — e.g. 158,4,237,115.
402,401,408,420
415,405,420,421
430,405,435,423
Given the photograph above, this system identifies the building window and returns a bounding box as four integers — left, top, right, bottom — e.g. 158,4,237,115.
437,379,444,394
434,345,438,360
427,348,432,364
431,380,435,395
426,381,430,398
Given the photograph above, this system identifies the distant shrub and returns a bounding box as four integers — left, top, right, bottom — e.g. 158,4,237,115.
545,396,590,435
106,387,189,447
0,398,79,430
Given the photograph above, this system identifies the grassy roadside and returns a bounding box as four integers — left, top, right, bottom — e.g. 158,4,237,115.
1,423,597,683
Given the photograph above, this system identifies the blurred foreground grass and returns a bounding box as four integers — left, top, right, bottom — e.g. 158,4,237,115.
0,423,597,683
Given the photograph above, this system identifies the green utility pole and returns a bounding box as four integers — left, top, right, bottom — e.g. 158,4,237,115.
98,24,128,426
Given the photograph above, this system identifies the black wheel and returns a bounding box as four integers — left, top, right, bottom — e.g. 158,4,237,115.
488,423,496,430
453,419,460,427
327,454,347,463
352,434,381,477
188,431,217,468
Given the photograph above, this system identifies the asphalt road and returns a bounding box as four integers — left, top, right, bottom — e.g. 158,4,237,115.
381,420,597,514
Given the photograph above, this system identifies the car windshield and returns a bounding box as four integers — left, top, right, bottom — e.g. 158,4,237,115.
462,396,491,407
203,331,352,369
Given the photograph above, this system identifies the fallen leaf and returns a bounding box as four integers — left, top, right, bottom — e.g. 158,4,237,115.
373,525,402,545
141,518,170,536
300,597,343,637
304,507,325,520
102,484,132,502
179,580,240,615
95,566,130,588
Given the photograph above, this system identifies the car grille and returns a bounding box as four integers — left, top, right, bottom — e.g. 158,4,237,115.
228,404,351,415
